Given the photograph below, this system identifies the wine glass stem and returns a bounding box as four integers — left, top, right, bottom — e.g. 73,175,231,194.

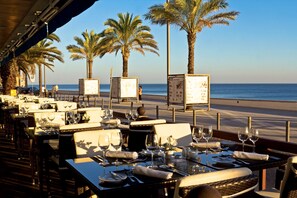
253,143,255,152
242,141,245,151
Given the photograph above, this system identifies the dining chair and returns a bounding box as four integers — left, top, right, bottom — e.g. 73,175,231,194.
173,167,258,198
153,123,192,146
256,156,297,198
73,129,121,158
128,119,167,151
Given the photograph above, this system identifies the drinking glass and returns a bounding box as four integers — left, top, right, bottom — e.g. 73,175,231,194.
98,134,110,168
249,128,259,152
145,134,159,168
47,114,55,132
238,127,249,151
192,126,203,154
131,111,139,121
111,132,123,165
107,109,113,120
202,125,213,154
74,113,81,124
125,110,132,122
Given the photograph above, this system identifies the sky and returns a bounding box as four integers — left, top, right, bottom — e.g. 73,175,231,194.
41,0,297,85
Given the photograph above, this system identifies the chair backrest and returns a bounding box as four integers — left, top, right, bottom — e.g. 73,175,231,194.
77,107,103,123
33,111,66,128
153,123,192,146
174,167,256,198
73,129,121,158
280,156,297,198
127,119,167,152
55,101,77,111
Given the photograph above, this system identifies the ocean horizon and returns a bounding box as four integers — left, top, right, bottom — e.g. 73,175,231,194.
32,83,297,102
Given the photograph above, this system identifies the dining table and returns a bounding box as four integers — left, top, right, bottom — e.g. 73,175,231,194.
65,141,286,198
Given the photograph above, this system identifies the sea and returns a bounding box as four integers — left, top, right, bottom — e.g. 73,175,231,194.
34,83,297,102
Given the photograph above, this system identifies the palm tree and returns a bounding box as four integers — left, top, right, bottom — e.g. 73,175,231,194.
66,30,103,79
101,13,159,77
30,34,64,95
145,0,239,74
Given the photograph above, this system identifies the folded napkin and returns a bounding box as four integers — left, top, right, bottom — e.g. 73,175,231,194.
102,118,121,124
105,151,138,159
233,151,269,161
190,142,221,149
133,166,173,180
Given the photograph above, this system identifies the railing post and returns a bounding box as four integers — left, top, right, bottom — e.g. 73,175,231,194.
172,107,175,123
101,98,104,108
248,116,252,128
130,102,133,111
156,105,159,119
286,121,290,142
217,113,221,130
193,110,196,126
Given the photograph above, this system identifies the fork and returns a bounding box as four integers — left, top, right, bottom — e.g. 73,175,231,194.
126,170,143,183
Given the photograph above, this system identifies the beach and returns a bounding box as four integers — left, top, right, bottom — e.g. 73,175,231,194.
58,90,297,144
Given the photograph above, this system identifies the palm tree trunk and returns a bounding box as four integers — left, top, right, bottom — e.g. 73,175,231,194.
86,60,89,79
88,59,93,79
122,53,129,77
38,65,42,96
0,60,17,94
187,33,196,74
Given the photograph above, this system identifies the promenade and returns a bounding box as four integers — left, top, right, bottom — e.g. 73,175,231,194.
59,91,297,144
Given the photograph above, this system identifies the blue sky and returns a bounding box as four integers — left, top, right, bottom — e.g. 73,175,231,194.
42,0,297,85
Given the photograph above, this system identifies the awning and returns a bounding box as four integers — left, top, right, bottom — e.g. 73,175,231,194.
0,0,97,66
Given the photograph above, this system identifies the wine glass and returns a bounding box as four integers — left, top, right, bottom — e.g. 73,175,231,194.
192,126,203,154
238,127,249,151
47,114,55,132
107,109,113,120
145,134,159,168
131,111,139,121
202,125,213,154
125,110,132,122
111,132,123,165
74,113,81,124
98,134,110,168
249,128,259,152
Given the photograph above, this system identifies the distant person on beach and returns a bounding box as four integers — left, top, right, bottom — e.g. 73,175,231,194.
138,85,142,101
51,85,59,98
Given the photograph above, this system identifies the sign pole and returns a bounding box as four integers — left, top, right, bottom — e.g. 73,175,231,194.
109,67,113,109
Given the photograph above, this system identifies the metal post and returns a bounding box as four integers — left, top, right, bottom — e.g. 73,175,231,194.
166,0,170,108
248,116,252,129
172,107,175,123
101,98,104,109
156,105,159,119
286,121,290,142
130,102,133,111
193,110,196,126
217,113,221,130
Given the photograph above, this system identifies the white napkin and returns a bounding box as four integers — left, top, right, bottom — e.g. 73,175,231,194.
105,151,138,159
101,118,121,125
190,142,221,148
133,166,173,180
233,151,269,161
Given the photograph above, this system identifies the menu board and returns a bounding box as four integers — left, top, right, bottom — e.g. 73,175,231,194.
168,76,184,103
111,77,138,98
185,75,209,104
168,74,210,106
79,79,100,95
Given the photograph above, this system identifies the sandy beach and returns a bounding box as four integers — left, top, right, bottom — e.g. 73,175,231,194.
58,90,297,144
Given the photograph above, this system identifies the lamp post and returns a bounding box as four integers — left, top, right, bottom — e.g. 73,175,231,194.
166,0,170,108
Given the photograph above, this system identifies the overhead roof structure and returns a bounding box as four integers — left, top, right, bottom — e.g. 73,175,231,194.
0,0,97,66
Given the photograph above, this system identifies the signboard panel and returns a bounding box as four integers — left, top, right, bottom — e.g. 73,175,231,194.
185,75,209,104
120,78,137,98
168,76,184,103
79,79,100,95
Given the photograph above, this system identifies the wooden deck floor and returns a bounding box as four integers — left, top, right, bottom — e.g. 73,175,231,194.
0,129,76,198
